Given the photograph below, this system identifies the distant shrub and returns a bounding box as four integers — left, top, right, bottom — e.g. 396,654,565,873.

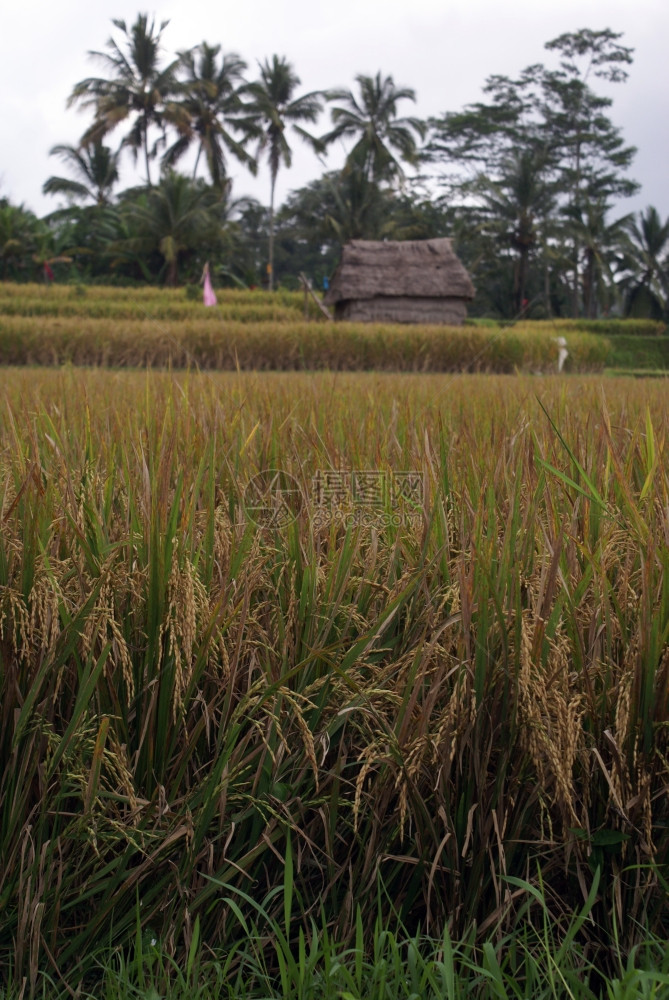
546,318,666,337
606,336,669,370
468,317,666,337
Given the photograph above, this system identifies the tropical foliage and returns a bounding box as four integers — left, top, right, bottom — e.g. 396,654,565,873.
1,15,664,317
0,199,46,280
163,42,258,189
43,140,120,206
622,205,669,318
322,72,425,184
246,55,323,289
68,14,183,187
426,28,649,318
110,171,229,285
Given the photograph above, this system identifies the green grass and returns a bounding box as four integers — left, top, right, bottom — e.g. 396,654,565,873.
5,870,669,998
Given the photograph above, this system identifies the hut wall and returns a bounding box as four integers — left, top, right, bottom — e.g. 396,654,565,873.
335,296,468,325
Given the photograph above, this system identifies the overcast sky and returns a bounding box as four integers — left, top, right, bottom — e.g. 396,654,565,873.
1,0,667,221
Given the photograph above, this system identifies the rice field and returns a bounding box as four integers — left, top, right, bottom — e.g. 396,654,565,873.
0,282,611,371
1,363,669,995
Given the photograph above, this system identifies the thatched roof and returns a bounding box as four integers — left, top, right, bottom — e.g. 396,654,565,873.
324,238,475,303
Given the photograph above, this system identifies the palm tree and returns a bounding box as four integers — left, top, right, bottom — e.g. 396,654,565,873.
68,14,183,187
246,55,323,290
42,141,119,206
163,43,258,190
477,150,554,315
322,165,393,243
567,199,633,317
322,73,426,184
623,206,669,319
114,172,224,285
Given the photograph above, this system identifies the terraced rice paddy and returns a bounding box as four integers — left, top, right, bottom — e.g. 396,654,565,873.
0,282,610,371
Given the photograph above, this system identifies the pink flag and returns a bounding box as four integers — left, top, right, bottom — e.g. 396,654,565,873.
203,271,217,306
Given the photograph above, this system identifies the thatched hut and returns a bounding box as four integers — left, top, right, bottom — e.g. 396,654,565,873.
323,238,475,324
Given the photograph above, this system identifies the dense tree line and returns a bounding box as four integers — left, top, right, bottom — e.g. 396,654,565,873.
1,14,668,319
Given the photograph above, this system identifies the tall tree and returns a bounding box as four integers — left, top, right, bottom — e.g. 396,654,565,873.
68,14,183,187
246,55,323,290
322,72,426,184
427,27,637,317
43,141,120,206
540,29,637,314
164,42,258,189
425,64,547,194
